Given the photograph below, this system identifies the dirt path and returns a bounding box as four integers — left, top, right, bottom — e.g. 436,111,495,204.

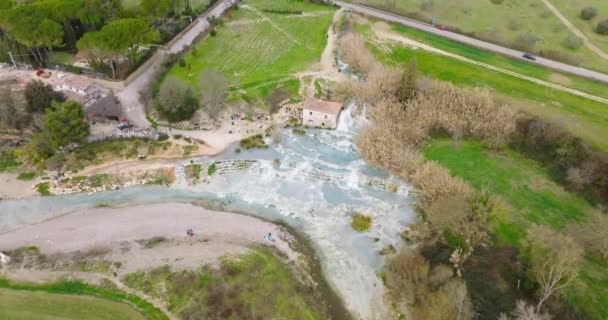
540,0,608,61
371,23,608,105
295,9,347,98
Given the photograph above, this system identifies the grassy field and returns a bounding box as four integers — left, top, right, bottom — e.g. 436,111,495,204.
353,21,608,151
422,139,608,319
550,0,608,55
166,0,334,108
0,278,167,320
358,0,608,73
123,247,322,319
0,288,146,320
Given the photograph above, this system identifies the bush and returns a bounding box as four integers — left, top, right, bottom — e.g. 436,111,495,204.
210,28,217,37
207,163,216,176
537,49,581,65
351,213,372,232
239,134,267,150
562,35,583,49
580,7,597,20
156,77,199,122
596,19,608,35
17,172,35,180
36,182,50,196
178,58,186,68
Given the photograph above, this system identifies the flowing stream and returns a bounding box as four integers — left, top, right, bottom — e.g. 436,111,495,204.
0,104,416,319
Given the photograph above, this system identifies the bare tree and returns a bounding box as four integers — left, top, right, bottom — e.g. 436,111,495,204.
199,69,227,122
0,85,28,131
498,300,551,320
566,213,608,260
527,225,582,313
340,33,378,75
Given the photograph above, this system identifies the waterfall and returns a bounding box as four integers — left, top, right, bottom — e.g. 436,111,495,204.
336,102,355,132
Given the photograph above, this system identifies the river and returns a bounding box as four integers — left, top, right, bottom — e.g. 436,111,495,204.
0,104,416,319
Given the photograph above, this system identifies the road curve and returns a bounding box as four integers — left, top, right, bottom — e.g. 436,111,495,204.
117,0,236,128
337,1,608,84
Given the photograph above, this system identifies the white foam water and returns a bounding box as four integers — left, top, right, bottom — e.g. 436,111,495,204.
0,102,416,319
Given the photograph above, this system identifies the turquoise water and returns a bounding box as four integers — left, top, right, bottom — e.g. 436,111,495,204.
0,105,415,319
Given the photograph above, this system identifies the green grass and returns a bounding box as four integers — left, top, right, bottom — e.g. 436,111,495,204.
166,0,334,107
0,278,167,320
359,0,608,73
351,213,372,232
550,0,608,57
355,22,608,151
0,288,146,320
35,182,50,196
122,247,321,319
387,23,608,100
16,172,35,180
422,138,608,318
0,149,20,172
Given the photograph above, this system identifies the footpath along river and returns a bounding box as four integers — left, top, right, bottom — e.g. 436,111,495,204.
0,104,416,320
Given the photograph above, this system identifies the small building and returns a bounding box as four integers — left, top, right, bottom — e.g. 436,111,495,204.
301,98,342,129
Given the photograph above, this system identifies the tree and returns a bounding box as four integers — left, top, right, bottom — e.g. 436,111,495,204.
34,19,64,58
580,7,597,21
0,85,28,130
498,300,551,320
157,77,199,122
77,18,160,78
43,100,90,151
199,69,227,122
596,19,608,35
24,80,66,113
397,59,417,103
526,225,582,313
140,0,175,17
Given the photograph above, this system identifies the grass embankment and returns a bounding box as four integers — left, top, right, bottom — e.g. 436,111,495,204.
60,138,201,172
358,0,608,73
122,247,322,320
0,278,166,320
354,22,608,151
423,139,608,319
166,0,334,107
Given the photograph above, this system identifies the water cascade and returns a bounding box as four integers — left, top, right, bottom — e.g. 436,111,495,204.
0,103,416,320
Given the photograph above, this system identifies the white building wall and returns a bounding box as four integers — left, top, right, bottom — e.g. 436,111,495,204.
303,110,339,129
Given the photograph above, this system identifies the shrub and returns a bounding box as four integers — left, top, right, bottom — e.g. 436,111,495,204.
207,163,216,176
36,182,50,196
596,19,608,35
537,49,581,65
351,213,372,232
178,58,186,67
156,77,199,122
210,28,217,37
17,172,35,180
580,7,597,20
239,134,267,150
562,35,583,49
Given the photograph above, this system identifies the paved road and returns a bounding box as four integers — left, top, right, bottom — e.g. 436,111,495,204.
338,1,608,83
117,0,235,128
